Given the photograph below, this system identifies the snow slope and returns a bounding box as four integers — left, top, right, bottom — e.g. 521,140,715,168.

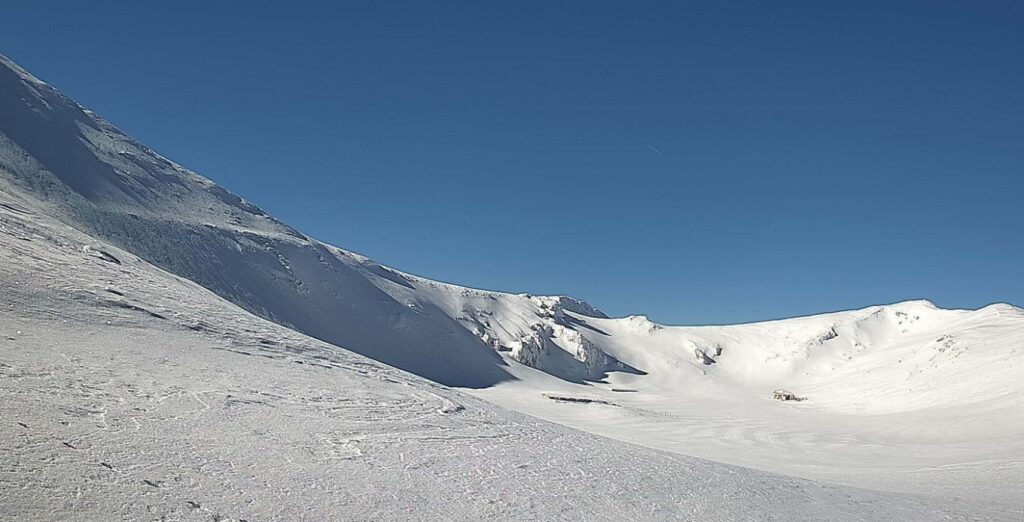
345,239,1024,513
469,302,1024,506
0,162,983,521
2,52,1023,518
0,52,649,389
0,53,513,388
353,253,1024,511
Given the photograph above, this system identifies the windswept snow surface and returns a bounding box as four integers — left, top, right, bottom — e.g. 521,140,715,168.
2,52,1024,519
468,302,1024,513
0,175,983,521
0,52,508,388
357,257,1024,514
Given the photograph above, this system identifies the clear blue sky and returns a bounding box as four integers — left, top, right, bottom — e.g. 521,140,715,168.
2,1,1021,324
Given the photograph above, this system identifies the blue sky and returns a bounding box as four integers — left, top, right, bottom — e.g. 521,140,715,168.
1,1,1021,324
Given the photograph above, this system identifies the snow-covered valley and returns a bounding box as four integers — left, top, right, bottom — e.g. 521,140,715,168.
370,264,1024,514
468,302,1024,509
2,52,1023,519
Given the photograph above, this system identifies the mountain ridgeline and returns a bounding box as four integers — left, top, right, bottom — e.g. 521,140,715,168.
2,53,1022,397
0,53,622,387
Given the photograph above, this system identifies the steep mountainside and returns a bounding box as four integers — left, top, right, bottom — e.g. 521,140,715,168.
0,53,509,387
3,52,1024,517
2,51,1022,397
0,52,662,388
7,177,975,520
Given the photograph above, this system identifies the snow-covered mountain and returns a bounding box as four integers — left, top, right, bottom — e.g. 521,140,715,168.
11,176,971,521
0,52,655,388
2,53,1023,518
4,52,1018,395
